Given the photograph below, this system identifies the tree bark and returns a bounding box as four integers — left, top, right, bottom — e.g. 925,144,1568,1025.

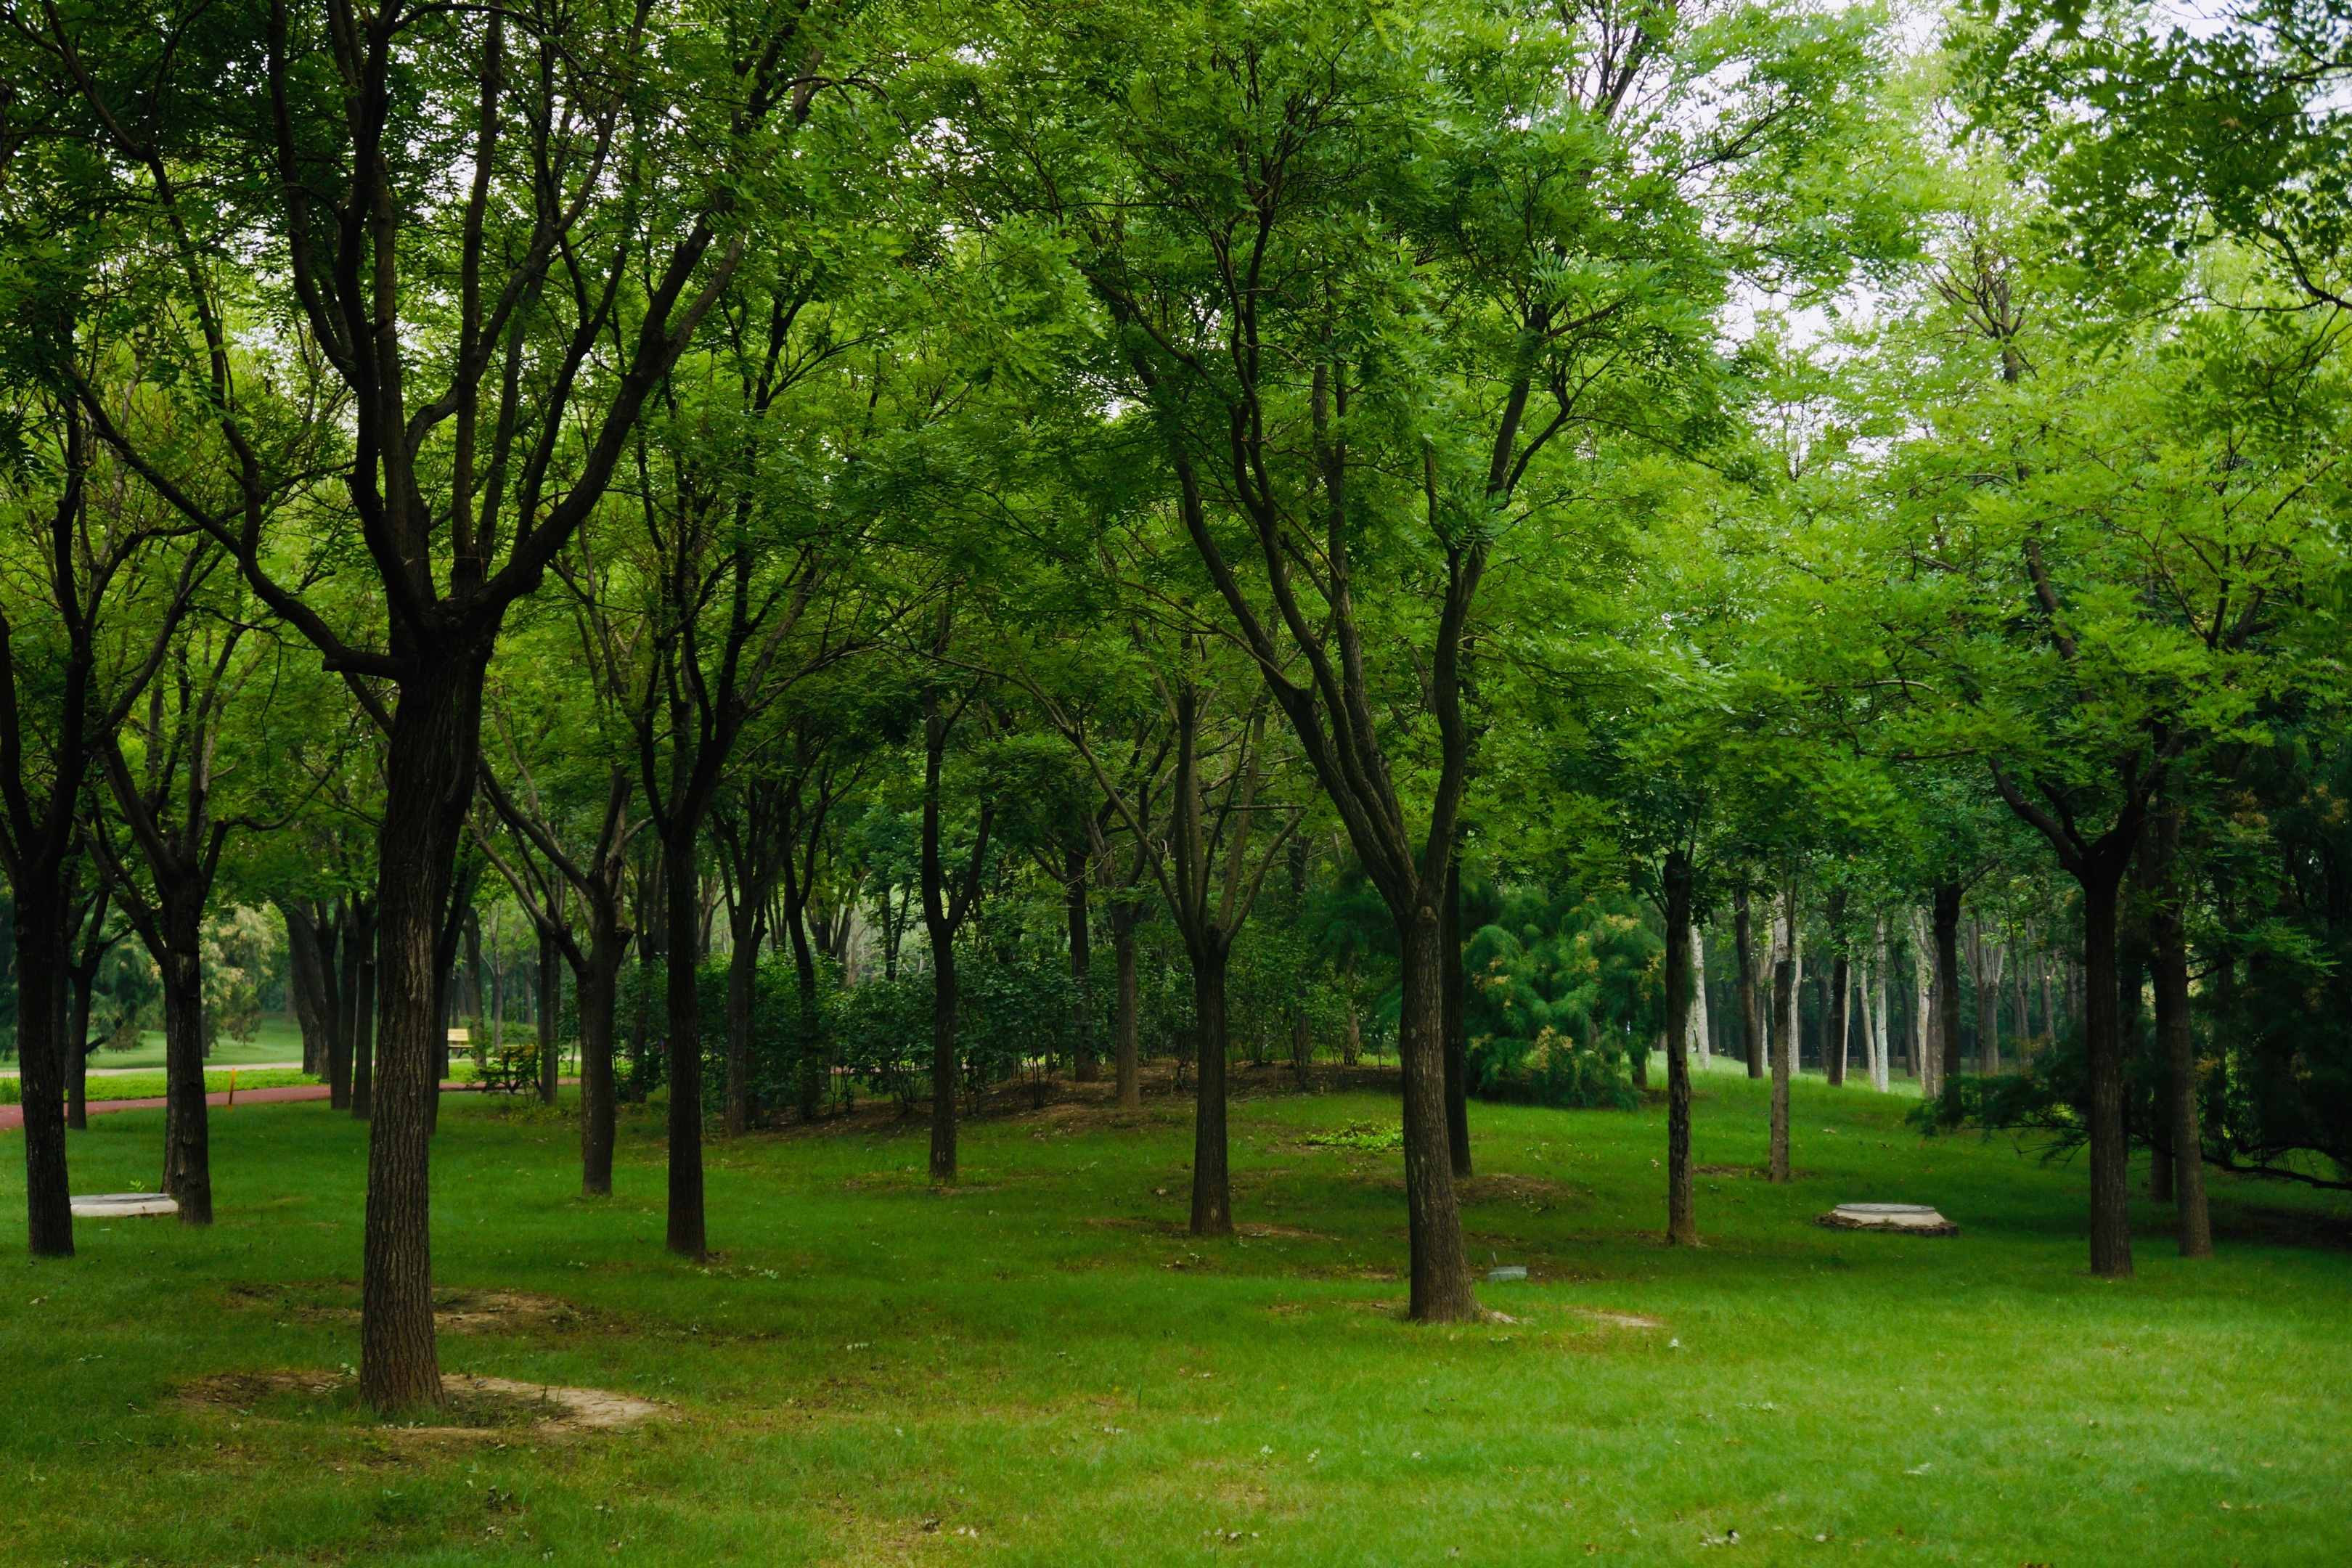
157,912,212,1226
1932,883,1964,1087
1069,846,1097,1082
360,653,486,1412
1662,849,1696,1244
1827,950,1850,1088
1114,913,1141,1108
1769,901,1793,1183
1734,889,1761,1079
2148,809,2210,1257
2080,873,2134,1277
576,915,625,1196
13,895,74,1257
724,900,764,1136
1396,909,1477,1318
1188,937,1233,1237
1441,859,1471,1178
663,828,706,1258
537,924,561,1106
349,902,377,1120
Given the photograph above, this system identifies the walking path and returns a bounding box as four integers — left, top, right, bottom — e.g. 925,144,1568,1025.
0,1079,545,1132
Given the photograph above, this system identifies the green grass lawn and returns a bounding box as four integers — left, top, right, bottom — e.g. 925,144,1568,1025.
1,1063,2345,1567
4,1018,314,1074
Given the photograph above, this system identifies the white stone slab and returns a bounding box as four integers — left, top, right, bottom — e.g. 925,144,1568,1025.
1818,1202,1956,1235
71,1193,179,1218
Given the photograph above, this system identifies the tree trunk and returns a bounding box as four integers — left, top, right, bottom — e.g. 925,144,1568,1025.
1440,859,1471,1178
928,929,959,1180
537,926,561,1105
1069,847,1097,1082
1395,907,1478,1321
1689,923,1710,1067
663,830,706,1259
15,894,74,1257
349,902,377,1120
2081,873,2134,1277
158,916,213,1227
1769,913,1793,1183
280,897,330,1079
1734,889,1761,1079
2148,811,2210,1257
1188,937,1233,1237
724,904,762,1137
788,901,824,1124
360,655,485,1413
1662,850,1696,1245
1827,951,1850,1087
65,958,94,1132
576,918,624,1196
1114,914,1141,1109
1932,883,1963,1087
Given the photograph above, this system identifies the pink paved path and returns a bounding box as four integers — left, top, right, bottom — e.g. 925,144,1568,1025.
0,1080,502,1131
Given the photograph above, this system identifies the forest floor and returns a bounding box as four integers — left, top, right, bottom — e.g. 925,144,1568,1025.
1,1063,2345,1567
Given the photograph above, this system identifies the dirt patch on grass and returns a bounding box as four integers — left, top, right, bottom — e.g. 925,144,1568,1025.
1456,1173,1575,1206
241,1283,592,1336
176,1369,670,1440
1236,1222,1328,1240
1568,1307,1665,1329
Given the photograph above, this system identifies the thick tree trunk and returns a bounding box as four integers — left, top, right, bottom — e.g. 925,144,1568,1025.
2148,812,2210,1257
360,654,485,1413
1662,851,1696,1245
663,832,706,1258
15,894,74,1257
1069,848,1096,1082
1734,889,1761,1079
1932,883,1964,1087
1441,860,1471,1178
576,918,624,1195
1188,938,1233,1237
1114,915,1140,1109
2081,873,2134,1278
158,923,213,1227
1396,908,1478,1322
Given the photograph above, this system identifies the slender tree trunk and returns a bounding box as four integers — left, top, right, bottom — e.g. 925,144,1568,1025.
1441,860,1471,1178
2149,810,2210,1257
1734,889,1761,1079
1663,850,1696,1244
1188,937,1233,1237
350,905,377,1120
1827,950,1850,1087
280,897,330,1079
158,913,213,1227
538,926,561,1106
2081,873,2134,1277
1932,883,1964,1088
1769,905,1793,1183
1396,907,1477,1320
1069,848,1097,1083
1114,914,1141,1109
788,902,823,1123
724,905,762,1137
65,978,90,1132
663,831,706,1258
928,931,959,1179
1689,924,1710,1067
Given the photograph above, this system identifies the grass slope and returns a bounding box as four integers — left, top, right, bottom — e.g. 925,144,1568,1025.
1,1066,2344,1567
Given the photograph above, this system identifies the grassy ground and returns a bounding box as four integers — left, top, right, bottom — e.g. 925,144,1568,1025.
1,1019,312,1074
1,1061,2344,1568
